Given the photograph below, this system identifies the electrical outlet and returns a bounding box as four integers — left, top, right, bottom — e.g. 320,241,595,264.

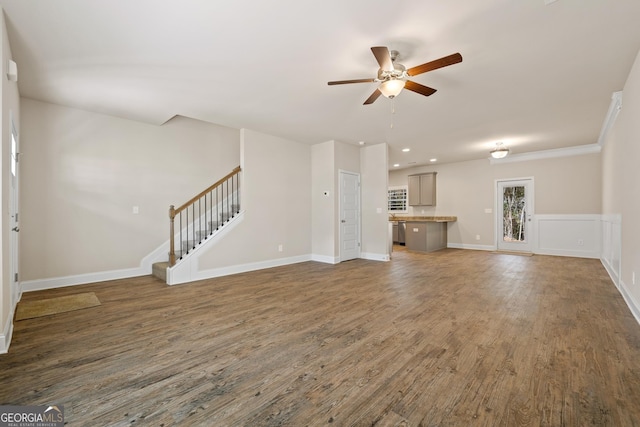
476,235,480,241
278,244,283,252
577,239,584,246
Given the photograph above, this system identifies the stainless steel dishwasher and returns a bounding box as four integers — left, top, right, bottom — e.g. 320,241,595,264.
398,221,406,245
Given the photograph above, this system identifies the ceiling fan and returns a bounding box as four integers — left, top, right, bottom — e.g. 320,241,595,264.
328,46,462,105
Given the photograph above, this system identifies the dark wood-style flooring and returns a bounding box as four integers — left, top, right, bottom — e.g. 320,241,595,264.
2,248,640,426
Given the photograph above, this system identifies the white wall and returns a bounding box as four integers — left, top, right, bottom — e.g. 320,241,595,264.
19,99,240,285
602,49,640,321
1,10,20,353
390,152,602,252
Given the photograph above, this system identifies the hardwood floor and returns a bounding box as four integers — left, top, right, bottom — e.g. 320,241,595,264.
2,248,640,426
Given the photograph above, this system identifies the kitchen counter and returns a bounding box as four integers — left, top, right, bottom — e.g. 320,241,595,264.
390,216,456,253
389,216,457,223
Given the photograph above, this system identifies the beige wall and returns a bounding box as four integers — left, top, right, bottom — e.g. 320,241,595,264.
20,99,240,280
360,143,389,259
197,129,311,269
390,153,601,247
311,141,335,259
603,49,640,304
310,140,362,261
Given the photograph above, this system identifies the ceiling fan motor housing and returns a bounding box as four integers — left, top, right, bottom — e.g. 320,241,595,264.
377,63,407,83
327,46,462,105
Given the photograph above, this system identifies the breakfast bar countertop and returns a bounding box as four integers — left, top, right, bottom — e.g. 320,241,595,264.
389,216,457,223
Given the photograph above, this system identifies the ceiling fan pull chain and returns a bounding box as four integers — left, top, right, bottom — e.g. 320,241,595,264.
390,99,395,129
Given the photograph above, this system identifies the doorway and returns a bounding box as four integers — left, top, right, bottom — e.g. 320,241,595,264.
496,178,534,253
339,171,360,261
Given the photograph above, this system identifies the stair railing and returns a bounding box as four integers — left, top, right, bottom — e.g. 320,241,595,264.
168,166,241,266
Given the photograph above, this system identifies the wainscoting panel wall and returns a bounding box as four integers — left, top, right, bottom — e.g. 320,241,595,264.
534,214,601,258
601,214,622,287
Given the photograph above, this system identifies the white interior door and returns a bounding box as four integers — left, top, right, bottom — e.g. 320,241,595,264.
339,171,360,261
9,115,20,305
497,178,533,252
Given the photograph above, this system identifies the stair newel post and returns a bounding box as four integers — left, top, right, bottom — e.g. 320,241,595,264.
236,172,240,213
169,205,176,267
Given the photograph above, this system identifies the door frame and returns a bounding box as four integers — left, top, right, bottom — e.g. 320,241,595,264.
495,177,534,253
339,170,361,262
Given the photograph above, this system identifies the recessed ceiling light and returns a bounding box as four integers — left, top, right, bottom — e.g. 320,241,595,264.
402,148,410,152
393,163,400,167
430,158,437,162
359,141,365,145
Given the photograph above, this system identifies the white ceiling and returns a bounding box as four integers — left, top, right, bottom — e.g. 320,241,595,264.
2,0,640,168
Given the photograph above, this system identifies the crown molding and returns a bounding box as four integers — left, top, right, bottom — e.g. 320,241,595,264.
489,143,601,165
598,91,623,146
489,90,621,165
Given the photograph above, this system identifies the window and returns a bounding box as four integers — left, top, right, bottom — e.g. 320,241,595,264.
388,186,408,213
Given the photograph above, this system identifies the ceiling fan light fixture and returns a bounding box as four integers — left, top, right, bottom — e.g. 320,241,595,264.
490,142,509,159
379,79,405,98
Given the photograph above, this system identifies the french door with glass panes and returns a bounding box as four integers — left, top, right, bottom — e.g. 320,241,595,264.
497,179,533,252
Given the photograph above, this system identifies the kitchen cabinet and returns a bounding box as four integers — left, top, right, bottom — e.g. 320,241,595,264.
408,172,436,206
405,221,447,253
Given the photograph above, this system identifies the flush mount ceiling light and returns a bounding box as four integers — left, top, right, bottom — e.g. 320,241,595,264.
402,148,411,152
490,142,509,159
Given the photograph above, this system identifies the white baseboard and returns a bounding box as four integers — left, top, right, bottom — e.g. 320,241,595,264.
535,248,600,259
310,254,339,264
360,252,390,262
21,266,147,293
170,254,313,285
447,243,495,251
1,311,15,354
617,279,640,325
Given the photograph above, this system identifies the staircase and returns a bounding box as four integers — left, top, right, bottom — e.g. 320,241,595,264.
152,166,241,283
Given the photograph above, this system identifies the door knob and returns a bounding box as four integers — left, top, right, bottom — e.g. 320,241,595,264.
12,227,19,232
341,219,346,223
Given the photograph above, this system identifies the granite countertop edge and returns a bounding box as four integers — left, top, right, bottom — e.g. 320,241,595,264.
389,216,457,222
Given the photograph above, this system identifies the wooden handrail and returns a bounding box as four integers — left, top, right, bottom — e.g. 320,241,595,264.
170,166,241,218
168,166,241,267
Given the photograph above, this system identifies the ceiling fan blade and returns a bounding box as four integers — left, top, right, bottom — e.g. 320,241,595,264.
371,46,394,71
406,52,463,76
363,88,382,105
328,78,376,85
404,80,437,97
